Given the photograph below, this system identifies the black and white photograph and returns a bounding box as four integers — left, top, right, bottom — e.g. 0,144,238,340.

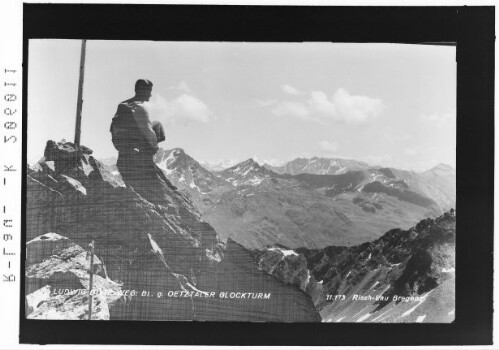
5,2,493,348
25,39,456,323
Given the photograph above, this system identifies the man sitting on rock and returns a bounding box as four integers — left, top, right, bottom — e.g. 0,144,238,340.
111,79,175,204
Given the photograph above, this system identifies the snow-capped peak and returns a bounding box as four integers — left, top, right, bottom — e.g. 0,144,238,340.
265,156,370,176
423,163,456,177
200,159,241,171
154,148,189,171
219,158,271,187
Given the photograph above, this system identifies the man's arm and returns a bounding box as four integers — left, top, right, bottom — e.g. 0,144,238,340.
133,104,158,153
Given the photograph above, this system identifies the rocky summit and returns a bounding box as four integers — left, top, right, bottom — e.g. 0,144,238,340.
252,210,455,323
26,140,320,321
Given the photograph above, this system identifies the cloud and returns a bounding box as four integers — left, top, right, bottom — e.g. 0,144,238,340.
420,112,455,128
363,154,392,167
319,140,339,153
331,88,385,123
146,93,212,124
170,81,192,93
404,147,418,156
383,132,411,142
281,84,302,95
271,88,385,124
271,101,310,119
255,98,277,107
310,91,337,116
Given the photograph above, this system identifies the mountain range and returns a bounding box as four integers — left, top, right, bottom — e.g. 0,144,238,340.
142,149,455,249
264,156,370,175
26,140,455,323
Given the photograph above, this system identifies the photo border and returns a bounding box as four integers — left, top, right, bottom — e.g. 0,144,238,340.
21,4,494,346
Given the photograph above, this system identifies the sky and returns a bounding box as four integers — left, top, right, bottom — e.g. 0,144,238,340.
27,40,456,171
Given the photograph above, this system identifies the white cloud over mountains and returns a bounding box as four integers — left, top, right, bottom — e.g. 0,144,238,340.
272,101,310,119
419,112,455,128
170,81,193,93
270,88,385,124
318,140,339,153
255,98,278,107
281,84,302,95
363,154,393,166
147,93,212,124
404,147,419,156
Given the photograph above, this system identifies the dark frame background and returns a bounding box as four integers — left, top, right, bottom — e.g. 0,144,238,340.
21,4,494,346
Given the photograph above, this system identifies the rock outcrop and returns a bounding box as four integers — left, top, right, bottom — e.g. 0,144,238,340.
25,232,122,320
253,210,456,322
26,140,320,321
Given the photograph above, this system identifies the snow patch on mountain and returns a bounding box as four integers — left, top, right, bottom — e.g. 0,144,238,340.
416,315,427,323
219,158,272,187
265,156,370,176
356,312,372,322
400,291,432,318
268,247,298,257
201,159,240,171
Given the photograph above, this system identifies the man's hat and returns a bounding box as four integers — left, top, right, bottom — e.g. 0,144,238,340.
135,79,153,92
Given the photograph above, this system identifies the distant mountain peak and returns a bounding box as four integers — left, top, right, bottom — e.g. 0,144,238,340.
433,163,454,170
200,159,240,172
226,158,262,172
154,148,204,178
266,156,370,176
242,158,260,166
161,147,188,160
219,158,272,187
424,163,455,175
171,147,185,154
154,148,231,194
243,158,256,164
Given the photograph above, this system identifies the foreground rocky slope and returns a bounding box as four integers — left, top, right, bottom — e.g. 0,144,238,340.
26,140,320,321
252,210,455,322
